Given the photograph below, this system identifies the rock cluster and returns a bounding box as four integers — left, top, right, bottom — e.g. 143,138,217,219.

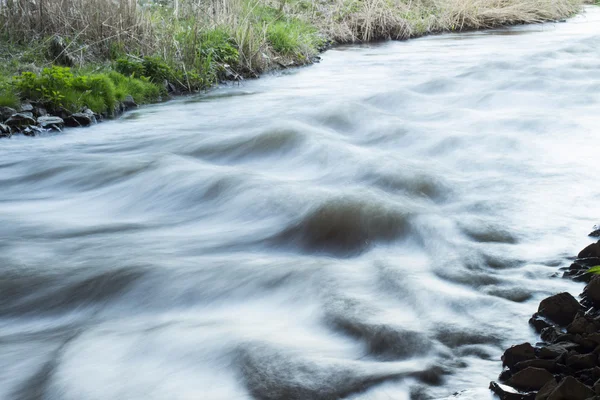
490,239,600,400
0,98,138,138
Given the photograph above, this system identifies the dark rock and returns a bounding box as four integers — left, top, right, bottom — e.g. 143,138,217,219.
33,106,47,118
541,326,573,344
507,367,554,391
538,292,582,326
5,113,36,128
590,226,600,237
19,102,33,113
499,368,513,382
547,376,594,400
48,35,75,66
489,381,536,400
594,377,600,394
536,379,558,400
0,106,16,122
503,343,536,369
568,315,600,335
531,314,553,333
580,242,600,259
574,367,600,386
123,95,138,110
538,342,580,359
567,353,597,371
584,277,600,308
513,359,557,373
64,112,96,127
164,79,177,93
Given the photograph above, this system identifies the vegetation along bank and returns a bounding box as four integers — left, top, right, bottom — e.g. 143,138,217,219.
0,0,588,136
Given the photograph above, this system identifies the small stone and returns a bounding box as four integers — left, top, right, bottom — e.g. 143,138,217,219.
580,242,600,259
538,292,582,326
547,376,594,400
503,343,536,369
507,367,554,391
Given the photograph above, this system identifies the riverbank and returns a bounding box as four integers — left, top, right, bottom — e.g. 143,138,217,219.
488,232,600,400
0,0,588,137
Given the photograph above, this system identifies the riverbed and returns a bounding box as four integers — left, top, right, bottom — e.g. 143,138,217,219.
1,7,600,400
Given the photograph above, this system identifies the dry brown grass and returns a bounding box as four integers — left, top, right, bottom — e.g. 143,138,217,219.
0,0,585,69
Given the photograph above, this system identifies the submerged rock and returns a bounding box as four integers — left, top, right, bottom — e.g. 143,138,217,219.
538,292,582,326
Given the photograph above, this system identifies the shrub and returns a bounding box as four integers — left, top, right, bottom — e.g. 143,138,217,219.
12,66,163,114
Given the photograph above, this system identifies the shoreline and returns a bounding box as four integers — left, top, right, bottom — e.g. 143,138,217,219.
0,4,592,139
488,229,600,400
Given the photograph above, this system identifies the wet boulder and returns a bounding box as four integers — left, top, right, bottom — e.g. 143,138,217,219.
536,379,558,400
579,241,600,259
538,342,580,359
538,292,582,326
530,314,553,333
5,113,36,129
566,353,597,371
513,359,557,373
546,376,594,400
502,343,536,369
584,277,600,308
65,110,96,127
123,95,138,111
38,116,64,131
507,367,554,391
19,102,33,113
489,381,535,400
0,106,16,122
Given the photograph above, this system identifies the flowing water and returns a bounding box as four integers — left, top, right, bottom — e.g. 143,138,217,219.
2,8,600,400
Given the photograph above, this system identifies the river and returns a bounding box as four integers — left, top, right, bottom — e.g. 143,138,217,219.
1,7,600,400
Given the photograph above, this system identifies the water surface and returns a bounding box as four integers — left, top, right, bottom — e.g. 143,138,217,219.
2,8,600,400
